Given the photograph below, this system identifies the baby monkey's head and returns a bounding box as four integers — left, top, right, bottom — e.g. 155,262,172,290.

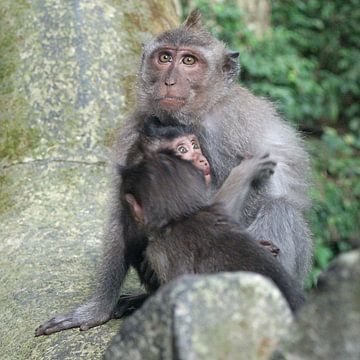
139,119,211,186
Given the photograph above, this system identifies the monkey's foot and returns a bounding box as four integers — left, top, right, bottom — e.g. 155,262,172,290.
35,301,112,336
258,240,280,257
112,293,149,318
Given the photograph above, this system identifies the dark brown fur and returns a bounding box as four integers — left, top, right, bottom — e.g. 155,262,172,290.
121,151,305,313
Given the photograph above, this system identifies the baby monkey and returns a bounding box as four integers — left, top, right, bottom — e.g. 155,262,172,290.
114,120,303,317
120,122,304,313
136,121,280,256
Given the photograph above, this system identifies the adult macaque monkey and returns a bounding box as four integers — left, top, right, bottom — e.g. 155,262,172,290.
36,10,311,336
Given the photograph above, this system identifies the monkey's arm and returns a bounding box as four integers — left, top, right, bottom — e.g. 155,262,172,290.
212,155,281,257
35,119,139,336
213,154,276,219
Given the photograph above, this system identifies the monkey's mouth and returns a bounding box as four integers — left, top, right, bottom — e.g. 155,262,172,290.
203,168,211,185
158,96,186,108
204,173,211,186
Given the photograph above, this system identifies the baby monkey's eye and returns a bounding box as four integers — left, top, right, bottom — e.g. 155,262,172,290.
159,52,172,63
192,142,200,150
182,55,196,65
177,145,188,154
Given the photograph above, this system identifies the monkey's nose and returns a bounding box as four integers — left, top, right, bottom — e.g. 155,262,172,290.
165,78,176,86
198,158,208,166
165,76,176,86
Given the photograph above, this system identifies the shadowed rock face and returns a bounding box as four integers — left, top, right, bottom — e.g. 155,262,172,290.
0,1,180,359
273,250,360,360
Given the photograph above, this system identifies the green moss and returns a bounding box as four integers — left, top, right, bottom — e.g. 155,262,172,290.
103,127,118,148
0,97,40,161
0,174,12,214
0,0,38,162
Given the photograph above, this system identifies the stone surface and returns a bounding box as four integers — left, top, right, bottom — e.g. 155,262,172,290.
0,0,180,359
105,272,294,360
273,250,360,360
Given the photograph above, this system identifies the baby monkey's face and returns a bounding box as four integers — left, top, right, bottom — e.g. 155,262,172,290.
169,135,211,186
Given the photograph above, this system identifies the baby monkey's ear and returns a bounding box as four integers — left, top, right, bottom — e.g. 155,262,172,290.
125,194,144,225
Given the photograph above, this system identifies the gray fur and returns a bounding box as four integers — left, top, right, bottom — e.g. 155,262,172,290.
35,10,312,336
137,12,312,283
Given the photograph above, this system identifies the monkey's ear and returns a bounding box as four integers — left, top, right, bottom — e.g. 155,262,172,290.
125,194,144,225
223,51,240,83
183,9,203,30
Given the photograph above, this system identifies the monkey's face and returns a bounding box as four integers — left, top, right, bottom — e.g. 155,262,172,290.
142,46,209,113
169,135,211,186
137,12,240,123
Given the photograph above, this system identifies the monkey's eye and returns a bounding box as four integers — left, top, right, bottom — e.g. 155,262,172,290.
177,145,188,154
192,141,200,150
182,56,196,65
159,53,172,63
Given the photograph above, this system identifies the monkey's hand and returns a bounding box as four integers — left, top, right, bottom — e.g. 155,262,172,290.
251,153,277,186
238,153,276,187
214,154,276,217
35,300,112,336
221,153,276,191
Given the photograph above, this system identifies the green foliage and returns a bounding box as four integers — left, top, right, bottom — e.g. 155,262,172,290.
185,0,360,286
271,0,360,130
184,0,360,132
306,128,359,286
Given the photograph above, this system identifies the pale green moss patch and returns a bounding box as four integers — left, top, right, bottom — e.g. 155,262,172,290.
0,174,12,214
0,1,38,162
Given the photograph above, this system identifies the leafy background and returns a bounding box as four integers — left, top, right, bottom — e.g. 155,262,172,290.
182,0,360,287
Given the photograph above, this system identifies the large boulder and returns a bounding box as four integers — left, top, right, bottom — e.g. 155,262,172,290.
0,1,180,359
104,250,360,360
105,272,294,360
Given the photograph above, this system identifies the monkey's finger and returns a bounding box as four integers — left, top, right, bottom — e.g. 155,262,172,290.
263,169,275,176
259,160,277,168
80,323,91,331
118,293,138,301
80,318,107,331
44,320,79,335
258,240,272,246
35,316,79,336
256,167,275,180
